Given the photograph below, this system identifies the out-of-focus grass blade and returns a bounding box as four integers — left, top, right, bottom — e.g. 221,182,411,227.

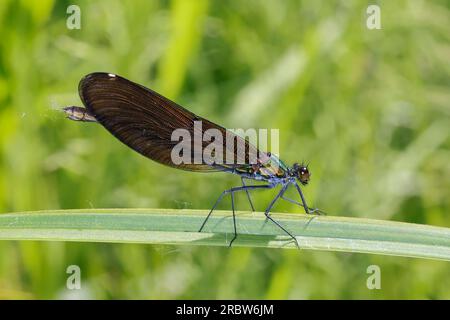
0,209,449,261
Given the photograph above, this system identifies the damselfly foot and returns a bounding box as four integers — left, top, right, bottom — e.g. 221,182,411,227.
308,207,327,216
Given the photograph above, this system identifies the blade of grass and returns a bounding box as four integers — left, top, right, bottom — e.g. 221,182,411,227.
0,209,449,261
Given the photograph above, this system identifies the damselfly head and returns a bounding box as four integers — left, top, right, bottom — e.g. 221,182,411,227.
292,163,310,185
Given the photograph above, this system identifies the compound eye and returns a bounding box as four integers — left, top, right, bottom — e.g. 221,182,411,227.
298,167,310,184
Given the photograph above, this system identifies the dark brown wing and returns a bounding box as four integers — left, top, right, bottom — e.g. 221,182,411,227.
79,72,269,173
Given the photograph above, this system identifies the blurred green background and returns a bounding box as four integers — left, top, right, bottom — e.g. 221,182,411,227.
0,0,449,299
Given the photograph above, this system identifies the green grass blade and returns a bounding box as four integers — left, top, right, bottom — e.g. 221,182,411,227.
0,209,449,261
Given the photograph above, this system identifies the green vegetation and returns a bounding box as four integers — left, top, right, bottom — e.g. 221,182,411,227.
1,209,449,261
0,0,448,299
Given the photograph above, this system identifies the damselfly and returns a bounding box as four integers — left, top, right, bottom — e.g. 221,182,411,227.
63,73,322,247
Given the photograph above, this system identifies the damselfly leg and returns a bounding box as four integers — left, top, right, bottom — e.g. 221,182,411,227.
281,193,324,215
293,182,325,215
199,183,300,247
230,191,237,246
199,185,273,239
241,176,255,212
262,184,300,248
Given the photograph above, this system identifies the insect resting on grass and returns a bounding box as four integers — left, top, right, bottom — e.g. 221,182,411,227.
63,72,322,247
